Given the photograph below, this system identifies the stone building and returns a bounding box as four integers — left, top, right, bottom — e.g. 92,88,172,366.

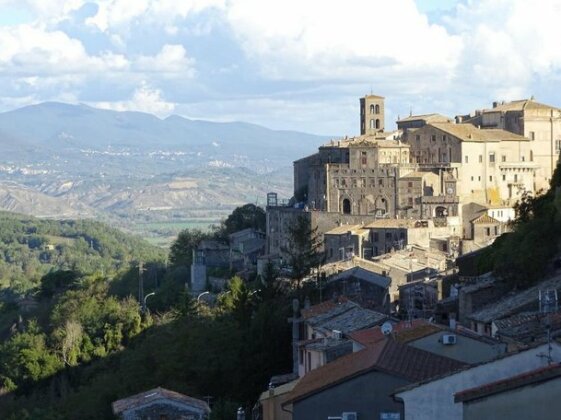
405,122,534,208
458,98,561,190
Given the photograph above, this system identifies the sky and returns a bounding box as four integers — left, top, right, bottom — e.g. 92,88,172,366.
0,0,561,136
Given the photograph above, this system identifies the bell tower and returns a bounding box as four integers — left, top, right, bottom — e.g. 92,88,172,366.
360,94,385,135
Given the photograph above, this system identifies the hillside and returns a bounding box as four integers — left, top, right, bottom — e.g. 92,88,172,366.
0,102,321,240
0,211,166,294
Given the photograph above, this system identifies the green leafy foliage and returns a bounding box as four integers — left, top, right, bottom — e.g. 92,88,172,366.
478,161,561,287
281,215,325,287
0,211,165,294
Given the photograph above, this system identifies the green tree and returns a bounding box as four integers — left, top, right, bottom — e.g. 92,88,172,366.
220,203,266,238
169,229,211,267
281,215,325,287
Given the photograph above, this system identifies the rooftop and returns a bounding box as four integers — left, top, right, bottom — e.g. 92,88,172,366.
429,122,528,142
471,213,500,225
325,224,370,236
469,273,561,323
322,134,405,148
300,296,348,320
483,98,560,113
285,338,466,404
365,218,428,229
454,363,561,403
328,266,391,289
348,319,440,347
397,113,452,123
112,387,210,415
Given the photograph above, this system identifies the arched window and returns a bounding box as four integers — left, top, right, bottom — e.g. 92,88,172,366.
375,104,380,114
342,199,351,214
370,119,375,129
375,119,380,129
370,104,375,114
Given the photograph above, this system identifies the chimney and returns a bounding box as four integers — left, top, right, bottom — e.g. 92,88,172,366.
449,313,457,330
492,101,498,108
455,115,463,124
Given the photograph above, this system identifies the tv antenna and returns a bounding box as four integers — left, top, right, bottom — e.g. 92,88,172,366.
538,289,558,364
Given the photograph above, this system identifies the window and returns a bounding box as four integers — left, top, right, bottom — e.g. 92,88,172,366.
465,155,469,163
416,135,421,142
489,153,495,163
442,135,446,142
502,175,506,181
529,131,535,140
479,155,483,163
514,174,518,182
408,197,413,206
373,232,379,242
370,104,375,114
502,155,506,162
521,156,525,162
370,119,375,129
375,119,380,129
471,176,474,181
408,181,413,188
556,139,561,152
361,151,367,165
431,135,436,142
375,104,380,114
489,176,493,181
478,176,481,181
378,178,384,186
485,227,491,236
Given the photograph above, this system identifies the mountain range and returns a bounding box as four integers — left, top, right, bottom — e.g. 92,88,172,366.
0,102,329,242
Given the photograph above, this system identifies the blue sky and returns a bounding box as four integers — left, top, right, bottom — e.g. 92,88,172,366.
0,0,560,135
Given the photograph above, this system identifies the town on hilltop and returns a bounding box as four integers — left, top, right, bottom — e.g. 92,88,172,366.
180,93,561,420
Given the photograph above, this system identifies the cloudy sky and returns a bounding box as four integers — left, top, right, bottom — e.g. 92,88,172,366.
1,0,560,135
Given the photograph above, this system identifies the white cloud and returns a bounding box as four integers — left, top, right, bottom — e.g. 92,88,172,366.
225,0,462,85
0,24,129,76
135,44,196,77
93,81,175,116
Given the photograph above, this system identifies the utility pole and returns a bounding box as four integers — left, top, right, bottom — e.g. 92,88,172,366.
138,262,145,308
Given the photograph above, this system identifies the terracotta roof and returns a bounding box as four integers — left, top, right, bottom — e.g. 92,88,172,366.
112,387,210,415
399,171,433,179
300,296,348,320
365,219,424,229
397,113,451,123
348,319,439,347
429,122,528,142
328,266,390,289
494,311,561,344
454,364,561,403
483,99,560,113
471,213,500,225
325,225,369,236
285,338,466,404
469,274,561,323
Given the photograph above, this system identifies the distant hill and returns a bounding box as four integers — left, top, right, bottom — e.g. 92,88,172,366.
0,102,328,171
0,102,324,235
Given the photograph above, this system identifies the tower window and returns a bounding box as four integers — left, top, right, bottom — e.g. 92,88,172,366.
370,104,375,114
375,119,380,129
375,104,380,114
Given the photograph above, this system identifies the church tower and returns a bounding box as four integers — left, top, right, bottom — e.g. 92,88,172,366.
360,94,385,135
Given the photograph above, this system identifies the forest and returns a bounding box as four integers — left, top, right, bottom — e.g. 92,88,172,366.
0,205,294,419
